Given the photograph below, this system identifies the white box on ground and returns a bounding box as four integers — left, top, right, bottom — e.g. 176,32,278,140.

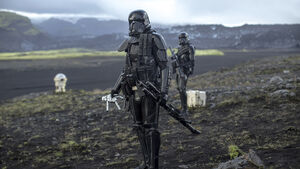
187,90,206,107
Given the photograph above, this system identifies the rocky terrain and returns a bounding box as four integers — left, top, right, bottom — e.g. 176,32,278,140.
0,53,299,169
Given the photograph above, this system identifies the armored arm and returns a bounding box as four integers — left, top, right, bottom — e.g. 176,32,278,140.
160,67,169,100
153,33,169,95
111,71,124,96
118,39,129,52
111,39,129,96
189,45,195,75
169,47,178,74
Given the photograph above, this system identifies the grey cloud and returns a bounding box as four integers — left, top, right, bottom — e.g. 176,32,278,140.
180,0,300,22
0,0,299,25
0,0,104,14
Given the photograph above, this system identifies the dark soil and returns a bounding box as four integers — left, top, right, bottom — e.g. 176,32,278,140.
0,50,300,169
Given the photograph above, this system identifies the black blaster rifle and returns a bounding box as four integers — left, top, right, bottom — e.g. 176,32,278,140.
137,80,200,134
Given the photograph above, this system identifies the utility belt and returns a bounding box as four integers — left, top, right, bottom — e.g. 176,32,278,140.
124,65,157,82
122,65,158,96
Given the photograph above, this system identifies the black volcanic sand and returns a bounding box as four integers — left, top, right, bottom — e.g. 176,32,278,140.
0,50,300,169
1,49,300,101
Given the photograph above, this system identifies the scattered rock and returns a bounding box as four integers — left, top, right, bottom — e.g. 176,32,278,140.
269,89,295,98
214,149,265,169
214,156,248,169
52,137,58,145
287,77,300,83
210,103,216,109
283,70,290,74
244,149,265,168
178,164,189,169
285,83,294,89
269,76,284,85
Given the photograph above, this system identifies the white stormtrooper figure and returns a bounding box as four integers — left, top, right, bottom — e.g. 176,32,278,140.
54,73,67,93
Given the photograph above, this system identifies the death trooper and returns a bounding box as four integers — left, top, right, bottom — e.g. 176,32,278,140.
174,32,195,117
111,10,169,169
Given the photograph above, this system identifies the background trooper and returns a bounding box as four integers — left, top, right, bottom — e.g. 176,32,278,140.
111,10,169,169
173,32,195,117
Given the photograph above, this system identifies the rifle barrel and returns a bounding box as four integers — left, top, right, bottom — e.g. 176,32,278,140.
137,80,200,134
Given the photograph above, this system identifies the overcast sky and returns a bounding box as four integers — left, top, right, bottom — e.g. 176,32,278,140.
1,0,300,26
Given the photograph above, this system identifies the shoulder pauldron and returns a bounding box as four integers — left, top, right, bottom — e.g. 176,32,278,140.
118,39,129,52
152,33,167,50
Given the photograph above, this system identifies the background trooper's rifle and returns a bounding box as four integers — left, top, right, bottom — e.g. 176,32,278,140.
169,47,184,76
137,80,200,134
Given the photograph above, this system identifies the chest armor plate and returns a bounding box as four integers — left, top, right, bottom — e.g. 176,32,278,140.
128,34,155,66
129,43,139,62
126,34,158,82
178,46,190,64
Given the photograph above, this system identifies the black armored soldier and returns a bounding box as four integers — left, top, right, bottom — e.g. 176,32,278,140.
171,32,195,117
111,10,169,169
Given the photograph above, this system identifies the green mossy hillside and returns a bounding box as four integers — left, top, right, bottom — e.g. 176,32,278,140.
0,11,40,36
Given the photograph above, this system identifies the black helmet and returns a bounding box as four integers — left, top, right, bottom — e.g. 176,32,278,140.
128,10,151,36
178,32,189,45
179,32,189,39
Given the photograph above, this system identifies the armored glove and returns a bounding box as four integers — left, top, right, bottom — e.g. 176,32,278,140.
111,89,118,97
189,67,193,75
160,92,168,105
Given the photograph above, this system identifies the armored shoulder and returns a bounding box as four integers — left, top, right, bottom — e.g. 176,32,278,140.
117,39,129,52
189,45,195,54
152,32,167,50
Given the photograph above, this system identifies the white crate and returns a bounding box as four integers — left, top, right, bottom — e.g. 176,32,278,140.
187,90,206,107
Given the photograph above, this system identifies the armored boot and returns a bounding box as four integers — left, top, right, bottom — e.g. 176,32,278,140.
134,163,148,169
179,91,188,115
179,91,191,122
145,129,160,169
134,125,150,169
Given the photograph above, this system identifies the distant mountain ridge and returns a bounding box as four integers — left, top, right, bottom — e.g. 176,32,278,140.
157,24,300,49
0,11,299,52
35,18,128,37
0,11,52,52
